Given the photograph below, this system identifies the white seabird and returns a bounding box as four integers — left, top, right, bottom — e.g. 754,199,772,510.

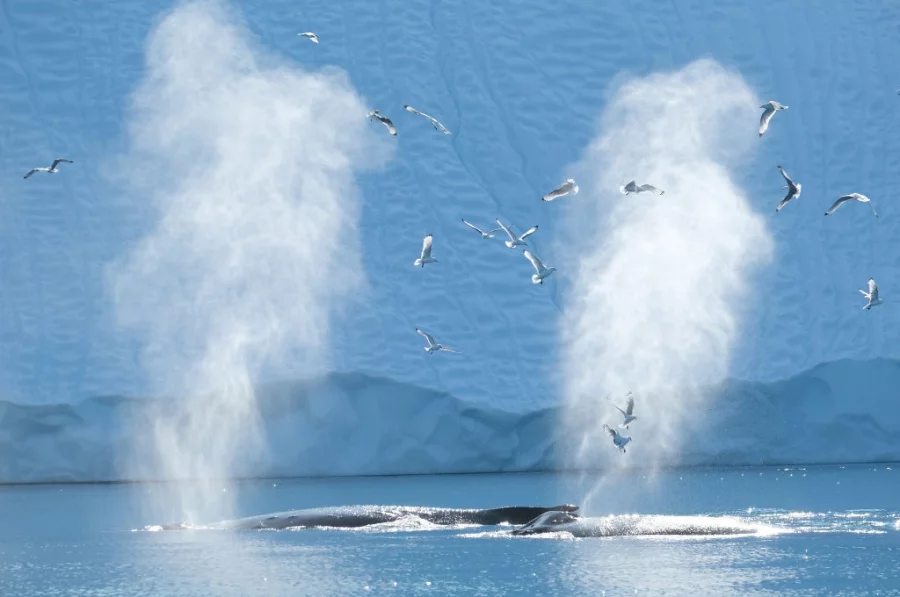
24,158,73,179
403,105,452,135
759,101,788,137
461,219,501,239
825,193,877,218
413,234,437,267
614,392,637,429
298,32,319,43
367,110,397,136
620,180,665,196
523,250,556,285
775,165,802,212
416,328,460,354
860,277,884,310
496,218,538,249
542,178,579,202
603,424,632,453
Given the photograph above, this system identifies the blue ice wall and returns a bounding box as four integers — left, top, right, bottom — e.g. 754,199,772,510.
0,0,899,414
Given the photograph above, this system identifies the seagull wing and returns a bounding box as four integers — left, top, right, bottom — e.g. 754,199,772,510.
518,225,539,241
759,105,775,136
496,219,517,242
461,219,485,235
416,328,437,347
420,235,433,260
869,278,878,295
429,118,452,135
825,195,852,216
777,165,794,186
383,118,397,136
615,405,627,416
51,158,73,169
638,184,664,195
23,168,38,179
523,250,546,275
542,188,563,201
775,192,794,212
603,424,617,439
439,346,460,353
543,181,572,202
625,396,634,415
403,105,451,134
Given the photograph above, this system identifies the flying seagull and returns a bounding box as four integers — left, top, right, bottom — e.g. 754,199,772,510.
496,218,538,249
614,392,637,429
414,234,437,267
298,32,319,43
759,101,788,137
603,424,632,454
824,193,877,218
775,165,802,212
416,328,460,354
620,180,665,196
24,158,73,179
367,110,397,136
542,178,579,202
523,250,556,285
860,277,884,310
403,105,451,135
461,219,501,239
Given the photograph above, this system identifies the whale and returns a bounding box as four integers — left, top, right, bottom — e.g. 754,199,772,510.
155,504,579,531
510,511,767,538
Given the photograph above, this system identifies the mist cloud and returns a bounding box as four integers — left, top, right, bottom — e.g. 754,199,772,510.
562,59,773,472
110,0,390,518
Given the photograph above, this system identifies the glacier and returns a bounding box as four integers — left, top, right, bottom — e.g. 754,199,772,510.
3,360,900,484
1,0,900,483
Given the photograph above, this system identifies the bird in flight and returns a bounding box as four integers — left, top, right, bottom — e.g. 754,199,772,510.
775,165,801,212
413,234,437,268
825,193,877,218
367,110,397,136
860,277,884,310
613,392,638,429
603,424,631,453
523,250,556,285
542,178,579,202
416,328,460,354
461,219,502,240
620,180,665,196
759,101,788,137
496,219,538,249
403,105,451,135
24,158,73,179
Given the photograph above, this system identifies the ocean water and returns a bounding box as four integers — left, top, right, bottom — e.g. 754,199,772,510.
1,465,898,596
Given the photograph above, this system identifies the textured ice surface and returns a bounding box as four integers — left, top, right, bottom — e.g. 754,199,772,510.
3,362,900,483
1,0,899,481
